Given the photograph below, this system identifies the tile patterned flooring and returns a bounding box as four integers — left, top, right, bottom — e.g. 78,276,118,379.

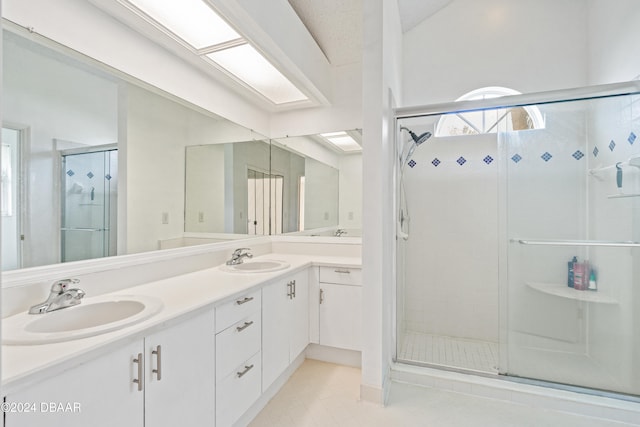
248,360,630,427
398,331,499,374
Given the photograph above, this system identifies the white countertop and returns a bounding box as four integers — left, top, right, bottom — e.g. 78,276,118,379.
2,253,361,395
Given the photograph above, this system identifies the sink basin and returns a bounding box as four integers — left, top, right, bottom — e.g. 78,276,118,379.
221,259,290,273
3,295,163,345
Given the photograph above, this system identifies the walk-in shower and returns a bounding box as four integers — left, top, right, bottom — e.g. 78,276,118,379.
395,81,640,397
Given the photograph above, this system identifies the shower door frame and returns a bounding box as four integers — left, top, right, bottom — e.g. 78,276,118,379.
392,80,640,384
58,143,118,263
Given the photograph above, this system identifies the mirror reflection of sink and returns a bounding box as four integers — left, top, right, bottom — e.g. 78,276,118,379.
221,259,290,273
3,295,163,345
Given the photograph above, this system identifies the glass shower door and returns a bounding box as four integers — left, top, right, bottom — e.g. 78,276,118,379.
61,149,117,262
503,93,640,396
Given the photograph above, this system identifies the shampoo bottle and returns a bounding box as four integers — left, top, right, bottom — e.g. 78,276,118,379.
588,270,597,291
568,256,577,287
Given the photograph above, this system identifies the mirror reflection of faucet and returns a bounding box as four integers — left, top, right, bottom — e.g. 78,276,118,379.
28,279,85,314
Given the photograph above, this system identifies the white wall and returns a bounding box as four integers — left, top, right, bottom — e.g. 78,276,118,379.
184,145,226,233
2,31,118,268
402,0,589,106
125,85,253,254
361,0,403,404
587,0,640,84
402,133,499,342
339,154,363,230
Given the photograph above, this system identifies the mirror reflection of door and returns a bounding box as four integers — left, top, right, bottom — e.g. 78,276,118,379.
246,169,283,235
1,127,23,270
61,148,117,262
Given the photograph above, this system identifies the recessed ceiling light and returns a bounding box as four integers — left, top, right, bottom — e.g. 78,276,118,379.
206,44,308,105
320,132,361,152
126,0,241,49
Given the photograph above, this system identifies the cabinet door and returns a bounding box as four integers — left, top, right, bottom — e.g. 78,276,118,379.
320,283,362,351
5,340,144,427
289,269,309,360
261,279,291,392
145,309,215,427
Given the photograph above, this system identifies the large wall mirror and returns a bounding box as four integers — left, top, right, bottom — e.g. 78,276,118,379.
2,27,362,272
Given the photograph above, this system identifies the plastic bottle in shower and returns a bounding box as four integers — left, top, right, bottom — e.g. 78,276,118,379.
588,269,597,291
568,256,577,288
573,261,589,291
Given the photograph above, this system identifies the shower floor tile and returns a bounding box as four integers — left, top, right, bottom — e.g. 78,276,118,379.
399,331,499,374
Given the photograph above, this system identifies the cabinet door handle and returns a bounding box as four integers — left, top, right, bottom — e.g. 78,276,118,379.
287,281,293,299
236,321,254,332
320,288,324,304
152,345,162,381
236,296,254,305
292,279,296,298
133,353,143,391
236,364,254,378
334,269,351,274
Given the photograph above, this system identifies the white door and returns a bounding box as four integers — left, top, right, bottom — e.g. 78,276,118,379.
144,309,216,427
262,279,291,392
320,283,363,351
1,127,22,270
5,340,144,427
289,269,309,360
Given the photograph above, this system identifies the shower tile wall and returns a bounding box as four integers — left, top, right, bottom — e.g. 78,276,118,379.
403,133,499,343
585,94,640,394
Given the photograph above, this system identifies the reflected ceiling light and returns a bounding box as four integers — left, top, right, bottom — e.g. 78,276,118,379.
320,132,361,152
206,44,307,105
126,0,241,49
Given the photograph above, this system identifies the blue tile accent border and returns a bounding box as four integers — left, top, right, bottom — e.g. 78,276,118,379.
609,140,616,151
87,172,94,179
541,152,553,162
408,160,416,168
511,154,522,163
431,158,441,167
572,150,584,160
593,146,599,157
456,156,467,166
66,170,75,177
629,132,637,145
483,155,494,165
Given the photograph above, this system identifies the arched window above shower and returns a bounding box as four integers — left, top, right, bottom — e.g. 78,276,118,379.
435,87,545,136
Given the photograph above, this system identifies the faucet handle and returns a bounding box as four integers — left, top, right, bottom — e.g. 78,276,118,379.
233,248,251,254
51,278,80,293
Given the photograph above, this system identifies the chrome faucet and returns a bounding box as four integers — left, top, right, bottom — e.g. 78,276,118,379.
334,229,347,237
226,248,253,265
28,279,85,314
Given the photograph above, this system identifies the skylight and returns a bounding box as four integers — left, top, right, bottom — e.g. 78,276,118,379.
206,44,307,105
123,0,308,105
320,132,361,152
127,0,240,49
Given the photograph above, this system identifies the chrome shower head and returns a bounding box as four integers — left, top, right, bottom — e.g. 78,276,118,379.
400,127,432,165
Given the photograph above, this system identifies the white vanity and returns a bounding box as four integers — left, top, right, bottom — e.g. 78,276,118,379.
1,251,361,427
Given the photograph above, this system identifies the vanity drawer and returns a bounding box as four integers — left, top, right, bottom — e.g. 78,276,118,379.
319,266,362,286
215,289,261,333
216,312,261,379
216,351,261,427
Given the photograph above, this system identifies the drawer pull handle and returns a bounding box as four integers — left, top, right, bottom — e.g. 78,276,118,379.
133,353,143,391
320,288,324,304
237,364,254,378
292,280,296,298
236,321,254,332
334,269,351,274
236,296,254,305
152,345,162,381
287,281,293,299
